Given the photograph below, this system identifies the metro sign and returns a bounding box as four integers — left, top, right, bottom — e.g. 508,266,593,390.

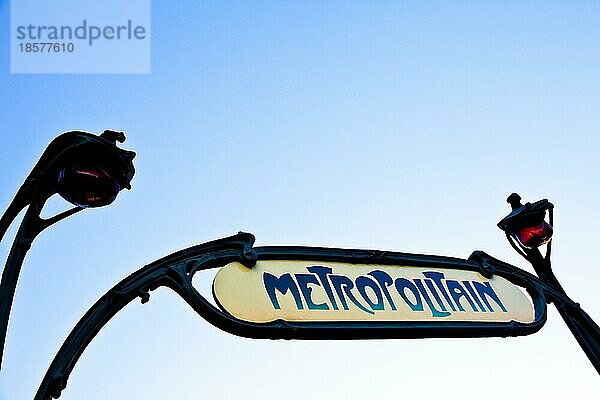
204,235,546,339
34,232,568,398
214,261,534,324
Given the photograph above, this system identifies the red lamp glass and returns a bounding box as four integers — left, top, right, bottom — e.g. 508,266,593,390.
514,220,553,249
56,162,121,208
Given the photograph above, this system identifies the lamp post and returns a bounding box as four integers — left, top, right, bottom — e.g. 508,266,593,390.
498,193,600,372
0,129,135,370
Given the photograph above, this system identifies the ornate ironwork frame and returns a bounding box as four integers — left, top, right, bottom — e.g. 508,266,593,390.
35,231,595,400
1,135,598,399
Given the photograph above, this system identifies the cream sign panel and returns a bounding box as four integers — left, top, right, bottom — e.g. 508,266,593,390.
213,260,534,324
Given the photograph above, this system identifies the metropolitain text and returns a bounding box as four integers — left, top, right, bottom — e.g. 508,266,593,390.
263,266,507,318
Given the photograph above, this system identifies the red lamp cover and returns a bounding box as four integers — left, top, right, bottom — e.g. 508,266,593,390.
514,221,553,249
56,162,121,208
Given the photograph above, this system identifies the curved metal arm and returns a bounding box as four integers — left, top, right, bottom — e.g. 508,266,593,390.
36,233,586,400
36,233,256,400
0,192,28,245
0,194,82,370
0,187,50,370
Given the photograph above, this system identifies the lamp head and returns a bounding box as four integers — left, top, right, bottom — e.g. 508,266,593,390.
51,130,135,208
498,193,553,249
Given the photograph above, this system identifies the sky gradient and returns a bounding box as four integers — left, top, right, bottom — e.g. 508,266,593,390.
1,1,600,398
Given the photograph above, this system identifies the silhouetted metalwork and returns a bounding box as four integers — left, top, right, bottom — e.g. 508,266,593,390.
2,139,597,399
0,130,135,370
36,217,599,399
498,193,600,374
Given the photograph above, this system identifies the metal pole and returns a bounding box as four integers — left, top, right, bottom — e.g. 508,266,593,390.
524,247,600,373
0,183,82,370
0,207,38,369
500,194,600,373
0,177,50,370
0,130,134,371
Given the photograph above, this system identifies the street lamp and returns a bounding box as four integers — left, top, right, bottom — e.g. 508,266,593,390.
0,129,135,370
499,193,553,250
498,192,600,371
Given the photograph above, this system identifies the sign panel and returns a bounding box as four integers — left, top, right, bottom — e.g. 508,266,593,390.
213,260,534,324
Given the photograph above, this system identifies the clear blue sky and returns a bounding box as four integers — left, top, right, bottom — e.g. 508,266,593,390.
1,1,600,398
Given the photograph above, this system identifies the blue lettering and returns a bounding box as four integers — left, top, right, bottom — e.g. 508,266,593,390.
414,279,451,318
473,281,507,312
263,272,304,310
462,280,486,312
356,276,385,311
424,279,449,312
296,273,329,310
446,280,478,312
263,268,511,318
423,271,456,311
306,266,338,310
368,270,397,310
330,275,374,315
394,278,424,312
